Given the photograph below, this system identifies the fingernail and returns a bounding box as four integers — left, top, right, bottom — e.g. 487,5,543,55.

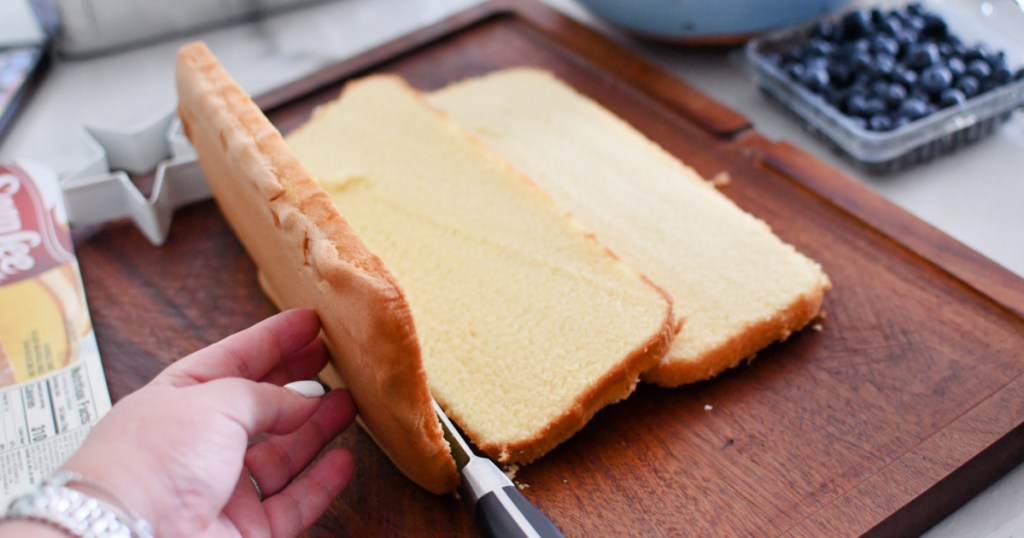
284,380,325,398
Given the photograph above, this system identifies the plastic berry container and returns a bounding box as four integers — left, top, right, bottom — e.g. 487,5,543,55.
746,0,1024,174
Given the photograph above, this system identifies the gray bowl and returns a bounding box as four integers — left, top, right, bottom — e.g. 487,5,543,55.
576,0,850,43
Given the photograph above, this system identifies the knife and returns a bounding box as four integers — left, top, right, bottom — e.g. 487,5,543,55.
433,400,564,538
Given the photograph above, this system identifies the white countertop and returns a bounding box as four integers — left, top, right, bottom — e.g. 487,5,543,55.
1,0,1021,535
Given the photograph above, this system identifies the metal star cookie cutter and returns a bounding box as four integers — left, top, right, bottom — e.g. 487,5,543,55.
61,109,211,245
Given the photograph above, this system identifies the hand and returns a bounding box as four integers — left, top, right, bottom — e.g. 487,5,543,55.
57,309,356,537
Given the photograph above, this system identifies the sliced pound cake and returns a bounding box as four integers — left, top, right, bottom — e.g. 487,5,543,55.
285,75,673,464
176,43,458,493
429,68,830,386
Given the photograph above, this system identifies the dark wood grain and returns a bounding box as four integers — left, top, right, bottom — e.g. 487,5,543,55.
76,2,1024,536
736,132,1024,320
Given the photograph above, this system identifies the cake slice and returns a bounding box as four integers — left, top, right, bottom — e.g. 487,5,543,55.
285,75,674,464
176,43,458,493
429,68,830,386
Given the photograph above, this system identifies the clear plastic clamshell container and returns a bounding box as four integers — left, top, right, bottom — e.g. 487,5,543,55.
747,0,1024,174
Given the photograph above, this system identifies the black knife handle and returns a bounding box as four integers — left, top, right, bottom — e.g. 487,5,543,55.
475,485,563,538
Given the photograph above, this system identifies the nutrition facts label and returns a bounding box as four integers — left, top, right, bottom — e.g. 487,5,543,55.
0,360,110,502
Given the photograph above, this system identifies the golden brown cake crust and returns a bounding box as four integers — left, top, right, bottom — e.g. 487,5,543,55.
642,285,828,386
175,42,457,494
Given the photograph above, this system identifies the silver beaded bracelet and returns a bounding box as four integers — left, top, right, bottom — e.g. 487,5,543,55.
3,471,154,538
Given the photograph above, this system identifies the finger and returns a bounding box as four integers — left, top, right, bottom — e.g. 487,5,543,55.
259,336,330,387
162,309,322,386
220,470,272,538
265,449,355,537
196,378,322,438
246,389,355,496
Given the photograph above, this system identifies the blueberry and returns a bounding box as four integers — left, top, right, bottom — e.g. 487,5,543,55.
871,79,890,96
805,56,829,70
894,30,918,51
873,54,897,77
811,21,839,41
907,2,925,15
987,51,1008,69
848,74,874,94
801,66,831,93
946,37,966,54
806,38,835,57
906,15,926,32
908,91,930,105
908,43,940,69
947,57,966,78
956,75,980,97
921,14,948,39
883,83,908,107
878,15,903,35
849,116,868,129
851,51,873,72
872,35,900,57
939,88,966,107
783,48,803,63
828,63,853,86
900,97,930,120
843,10,873,39
993,66,1014,84
846,94,870,116
967,59,991,80
845,38,871,56
892,116,910,130
869,114,894,131
824,86,845,107
863,98,887,116
786,63,806,81
964,46,988,62
894,68,918,88
920,65,953,94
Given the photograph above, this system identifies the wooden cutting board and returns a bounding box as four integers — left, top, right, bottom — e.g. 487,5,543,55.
77,1,1024,536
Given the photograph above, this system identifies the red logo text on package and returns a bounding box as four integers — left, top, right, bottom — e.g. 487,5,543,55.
0,164,74,285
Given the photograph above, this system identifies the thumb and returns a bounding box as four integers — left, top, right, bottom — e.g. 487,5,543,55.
194,378,325,438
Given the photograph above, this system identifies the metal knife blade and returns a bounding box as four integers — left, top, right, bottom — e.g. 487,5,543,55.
433,399,472,470
432,399,563,538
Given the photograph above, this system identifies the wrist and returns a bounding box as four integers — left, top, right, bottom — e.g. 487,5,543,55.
56,460,159,537
53,470,153,532
2,476,153,538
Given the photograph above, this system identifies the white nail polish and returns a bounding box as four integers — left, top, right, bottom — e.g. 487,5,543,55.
284,380,325,398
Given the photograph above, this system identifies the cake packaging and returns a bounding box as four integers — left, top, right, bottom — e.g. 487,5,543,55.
0,160,112,507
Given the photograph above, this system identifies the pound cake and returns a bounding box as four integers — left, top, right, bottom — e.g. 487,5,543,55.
176,43,458,493
285,75,674,464
430,68,830,386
